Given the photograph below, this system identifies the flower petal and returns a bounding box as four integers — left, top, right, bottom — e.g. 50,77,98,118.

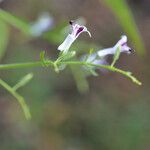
58,20,91,53
113,35,132,54
58,34,74,52
70,21,91,38
97,47,115,57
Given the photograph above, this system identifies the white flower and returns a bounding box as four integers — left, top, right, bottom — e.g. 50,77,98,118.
81,53,108,73
97,35,132,58
58,21,91,53
30,12,54,37
87,54,108,70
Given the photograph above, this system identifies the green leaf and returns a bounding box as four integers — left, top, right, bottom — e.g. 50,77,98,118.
101,0,145,55
111,46,121,67
0,20,9,60
88,67,99,76
0,9,30,35
39,51,49,67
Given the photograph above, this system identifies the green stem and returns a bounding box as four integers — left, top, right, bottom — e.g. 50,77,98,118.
0,61,41,69
62,61,142,85
0,78,31,120
0,61,54,70
0,60,141,85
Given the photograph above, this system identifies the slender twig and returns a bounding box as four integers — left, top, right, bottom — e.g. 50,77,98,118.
0,61,42,69
62,61,142,85
0,59,141,121
0,78,31,120
0,59,142,85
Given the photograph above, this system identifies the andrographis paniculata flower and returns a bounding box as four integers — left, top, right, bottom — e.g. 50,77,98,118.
97,35,132,58
58,20,91,53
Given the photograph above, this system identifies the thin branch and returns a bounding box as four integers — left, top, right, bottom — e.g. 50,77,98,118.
0,78,31,120
0,59,141,85
62,61,142,85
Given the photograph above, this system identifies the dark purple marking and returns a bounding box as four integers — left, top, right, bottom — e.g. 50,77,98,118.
69,20,74,25
121,42,127,46
76,27,84,36
129,48,132,53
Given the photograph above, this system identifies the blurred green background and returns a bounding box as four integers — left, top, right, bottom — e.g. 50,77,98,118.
0,0,150,149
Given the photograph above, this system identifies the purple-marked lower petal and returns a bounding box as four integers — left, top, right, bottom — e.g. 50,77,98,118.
121,42,127,46
76,27,84,36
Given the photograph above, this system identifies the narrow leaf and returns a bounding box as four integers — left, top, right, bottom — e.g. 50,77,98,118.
111,46,120,66
0,9,30,35
0,20,9,60
88,67,99,76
